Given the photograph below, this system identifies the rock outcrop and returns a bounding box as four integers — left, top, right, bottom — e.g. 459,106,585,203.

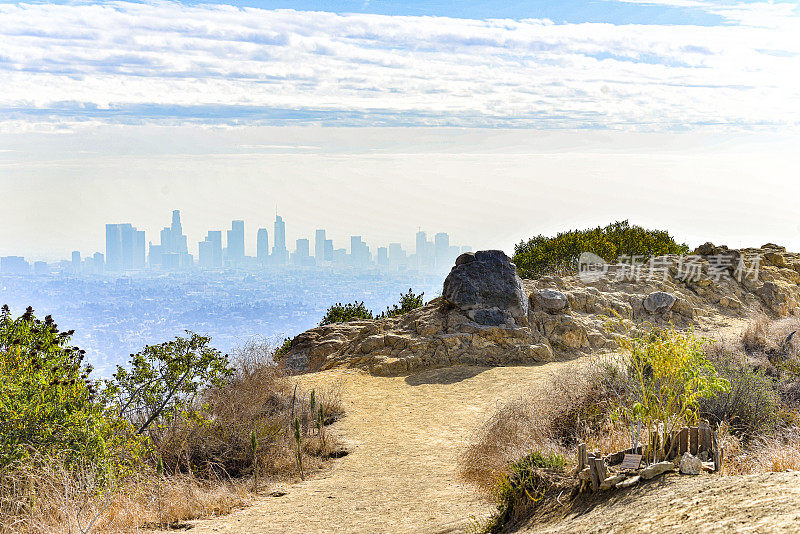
280,244,800,375
442,250,528,326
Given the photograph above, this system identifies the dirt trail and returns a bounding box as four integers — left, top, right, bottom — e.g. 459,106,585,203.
187,361,581,534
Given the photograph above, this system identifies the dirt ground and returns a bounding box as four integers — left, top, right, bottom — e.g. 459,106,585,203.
186,360,582,534
186,319,799,534
522,471,800,534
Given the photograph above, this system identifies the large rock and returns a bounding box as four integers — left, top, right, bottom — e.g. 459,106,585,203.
643,291,677,314
443,250,529,326
533,289,569,313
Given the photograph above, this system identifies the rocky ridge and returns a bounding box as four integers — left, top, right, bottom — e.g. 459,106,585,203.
281,243,800,376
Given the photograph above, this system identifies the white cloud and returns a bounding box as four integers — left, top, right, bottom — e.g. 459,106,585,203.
0,1,798,130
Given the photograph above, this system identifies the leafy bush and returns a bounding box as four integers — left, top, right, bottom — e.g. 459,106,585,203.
104,332,232,437
319,301,374,326
699,350,779,439
378,289,426,319
617,326,729,462
274,337,292,357
512,220,689,278
0,305,141,474
484,450,567,533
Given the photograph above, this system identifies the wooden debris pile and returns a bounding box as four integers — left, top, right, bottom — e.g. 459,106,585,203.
573,421,723,494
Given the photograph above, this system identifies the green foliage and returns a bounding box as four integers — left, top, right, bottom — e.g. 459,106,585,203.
378,289,426,319
104,331,233,435
319,301,374,326
274,337,292,358
484,450,566,533
320,289,427,326
700,351,780,439
616,325,729,463
512,220,689,278
0,305,142,473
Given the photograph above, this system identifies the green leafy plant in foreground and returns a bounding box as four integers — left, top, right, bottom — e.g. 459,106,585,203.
104,331,233,435
615,324,730,463
0,305,142,474
483,450,567,534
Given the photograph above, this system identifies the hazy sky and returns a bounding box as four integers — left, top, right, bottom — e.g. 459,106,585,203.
1,0,799,260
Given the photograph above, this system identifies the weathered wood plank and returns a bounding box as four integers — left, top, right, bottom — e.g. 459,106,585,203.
690,426,699,455
679,427,688,455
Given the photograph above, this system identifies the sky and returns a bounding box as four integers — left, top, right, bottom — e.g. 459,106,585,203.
1,0,799,260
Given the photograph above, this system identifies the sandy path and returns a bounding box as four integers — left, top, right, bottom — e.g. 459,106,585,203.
187,361,580,534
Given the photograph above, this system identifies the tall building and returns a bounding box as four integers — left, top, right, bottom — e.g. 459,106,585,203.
226,220,245,265
324,239,334,262
388,242,407,268
106,223,145,271
314,229,326,264
150,210,190,269
198,230,223,269
415,230,434,270
256,228,269,263
71,251,81,273
349,236,370,267
377,246,388,267
272,215,288,264
292,238,313,266
434,232,450,269
93,252,104,273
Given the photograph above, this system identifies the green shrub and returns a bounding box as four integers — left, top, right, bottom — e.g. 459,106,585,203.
319,301,374,326
513,220,689,278
0,305,142,474
378,289,426,319
274,337,292,358
103,331,233,436
700,350,780,439
484,450,566,533
617,326,729,462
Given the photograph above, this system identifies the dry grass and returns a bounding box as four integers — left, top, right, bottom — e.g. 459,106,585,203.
0,457,253,534
0,340,346,533
460,357,626,496
723,426,800,475
741,313,800,358
150,339,344,480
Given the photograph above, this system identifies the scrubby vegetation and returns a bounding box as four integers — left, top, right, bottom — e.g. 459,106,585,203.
378,289,425,319
319,301,374,325
462,317,800,532
512,220,689,278
319,289,426,326
0,306,343,533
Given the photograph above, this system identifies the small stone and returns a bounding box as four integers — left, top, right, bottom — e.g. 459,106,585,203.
599,474,626,490
640,461,675,480
616,475,641,488
679,452,702,475
643,291,677,314
534,289,569,313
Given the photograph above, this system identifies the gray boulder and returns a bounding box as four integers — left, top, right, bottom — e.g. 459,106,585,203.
534,289,569,313
643,291,677,314
443,250,529,326
640,461,675,480
679,452,702,475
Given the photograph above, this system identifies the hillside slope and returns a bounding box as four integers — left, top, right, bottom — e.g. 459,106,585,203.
523,471,800,534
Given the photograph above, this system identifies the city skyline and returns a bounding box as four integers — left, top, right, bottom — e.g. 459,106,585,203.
1,209,472,274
